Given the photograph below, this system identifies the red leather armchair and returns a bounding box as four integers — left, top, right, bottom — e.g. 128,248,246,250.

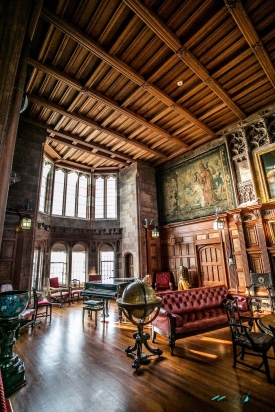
152,271,175,292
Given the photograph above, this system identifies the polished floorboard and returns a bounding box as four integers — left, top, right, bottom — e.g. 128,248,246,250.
9,301,275,412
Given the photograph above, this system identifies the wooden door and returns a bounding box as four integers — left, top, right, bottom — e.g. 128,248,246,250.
198,244,227,287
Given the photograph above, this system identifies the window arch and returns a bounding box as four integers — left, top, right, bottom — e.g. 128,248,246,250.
99,243,114,282
95,175,117,219
51,168,89,218
50,243,68,284
32,243,44,290
72,243,87,283
39,160,53,213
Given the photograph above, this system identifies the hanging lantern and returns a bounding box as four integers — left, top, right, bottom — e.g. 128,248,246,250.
21,215,32,230
152,225,159,238
213,206,224,230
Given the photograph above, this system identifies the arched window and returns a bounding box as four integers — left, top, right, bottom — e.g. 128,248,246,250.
65,171,78,217
78,175,88,218
52,169,65,215
39,160,52,213
50,243,68,284
99,244,114,282
95,175,117,219
51,168,89,218
32,244,44,290
72,243,87,283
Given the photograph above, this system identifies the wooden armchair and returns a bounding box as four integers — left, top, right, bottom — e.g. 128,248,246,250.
48,277,70,307
223,299,274,383
70,279,83,302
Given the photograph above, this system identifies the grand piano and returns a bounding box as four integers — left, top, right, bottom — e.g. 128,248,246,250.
80,277,137,321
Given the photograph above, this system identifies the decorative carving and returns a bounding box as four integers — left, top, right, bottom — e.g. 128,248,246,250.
253,209,262,219
233,213,242,223
176,47,188,58
237,180,255,204
170,103,178,110
224,0,241,11
227,131,246,157
246,121,269,148
266,113,275,142
251,42,263,53
141,82,148,90
243,214,253,221
263,209,275,219
204,78,212,86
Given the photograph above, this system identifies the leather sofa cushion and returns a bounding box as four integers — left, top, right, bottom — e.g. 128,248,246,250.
158,286,229,315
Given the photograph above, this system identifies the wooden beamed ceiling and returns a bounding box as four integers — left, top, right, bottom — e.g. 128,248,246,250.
23,0,275,172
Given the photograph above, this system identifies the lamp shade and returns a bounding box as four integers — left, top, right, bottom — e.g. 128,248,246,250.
213,217,223,230
152,226,159,238
21,215,32,230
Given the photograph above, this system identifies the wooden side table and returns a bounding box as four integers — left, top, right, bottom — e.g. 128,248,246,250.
82,300,105,326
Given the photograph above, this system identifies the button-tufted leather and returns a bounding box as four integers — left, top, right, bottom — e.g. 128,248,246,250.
152,285,251,355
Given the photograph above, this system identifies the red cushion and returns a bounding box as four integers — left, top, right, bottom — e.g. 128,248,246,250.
50,277,59,288
155,272,171,289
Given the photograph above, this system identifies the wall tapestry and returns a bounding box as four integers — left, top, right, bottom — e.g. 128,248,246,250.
157,144,235,224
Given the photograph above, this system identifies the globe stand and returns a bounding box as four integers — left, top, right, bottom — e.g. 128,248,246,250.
0,319,26,396
0,290,30,396
117,299,163,370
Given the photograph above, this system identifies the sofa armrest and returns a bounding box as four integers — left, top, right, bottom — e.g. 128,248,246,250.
228,293,251,312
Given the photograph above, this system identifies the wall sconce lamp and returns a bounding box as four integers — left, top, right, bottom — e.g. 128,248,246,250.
20,199,32,230
213,206,224,230
150,218,160,239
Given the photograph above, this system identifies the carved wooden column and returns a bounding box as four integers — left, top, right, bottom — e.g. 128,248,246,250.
253,208,271,273
231,212,250,288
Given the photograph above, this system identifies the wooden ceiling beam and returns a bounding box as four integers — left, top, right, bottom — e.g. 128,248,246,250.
28,58,188,149
40,7,216,139
224,0,275,89
46,136,128,167
123,0,246,120
25,117,134,163
27,94,167,159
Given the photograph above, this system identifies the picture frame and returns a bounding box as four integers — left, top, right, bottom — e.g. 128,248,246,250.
253,144,275,202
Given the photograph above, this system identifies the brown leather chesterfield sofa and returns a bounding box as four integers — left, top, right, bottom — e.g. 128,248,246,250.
151,285,251,355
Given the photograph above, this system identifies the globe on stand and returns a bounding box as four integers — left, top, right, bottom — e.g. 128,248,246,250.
0,290,30,396
116,279,163,370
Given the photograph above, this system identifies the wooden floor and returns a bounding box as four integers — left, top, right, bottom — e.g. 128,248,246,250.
8,301,275,412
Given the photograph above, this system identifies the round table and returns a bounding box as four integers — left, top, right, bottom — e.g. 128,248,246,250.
259,313,275,334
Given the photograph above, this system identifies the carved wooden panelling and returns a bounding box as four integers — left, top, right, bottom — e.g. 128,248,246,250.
183,237,193,243
232,238,241,252
249,258,263,273
238,272,246,287
196,234,208,240
209,232,220,239
244,226,259,247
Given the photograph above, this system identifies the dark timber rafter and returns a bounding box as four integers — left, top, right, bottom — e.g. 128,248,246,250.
25,118,136,164
27,58,189,149
40,7,216,139
224,0,275,89
27,94,168,159
123,0,246,120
